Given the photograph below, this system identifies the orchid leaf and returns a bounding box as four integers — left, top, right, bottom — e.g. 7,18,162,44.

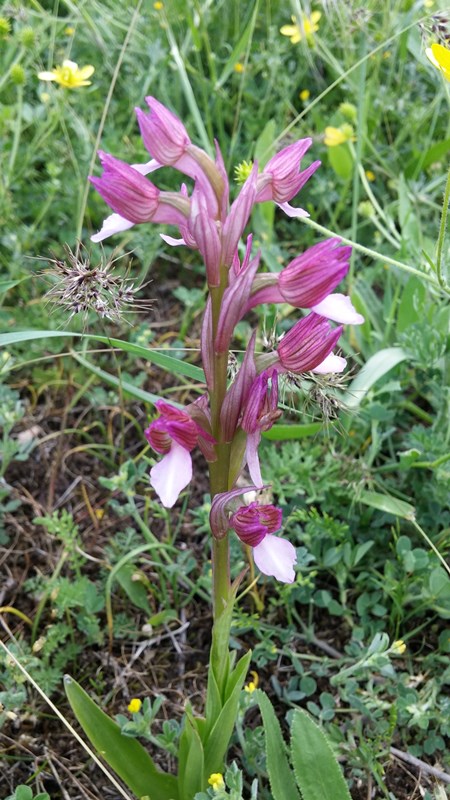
177,702,205,800
291,709,352,800
64,675,179,800
255,690,301,800
203,649,252,777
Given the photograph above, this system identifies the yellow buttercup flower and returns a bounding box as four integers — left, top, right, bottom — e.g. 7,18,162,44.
324,124,355,147
299,89,310,101
208,773,225,792
127,697,142,713
426,42,450,82
38,59,95,88
234,62,244,73
365,170,375,182
280,11,321,44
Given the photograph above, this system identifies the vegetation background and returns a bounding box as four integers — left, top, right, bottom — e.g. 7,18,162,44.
0,0,449,798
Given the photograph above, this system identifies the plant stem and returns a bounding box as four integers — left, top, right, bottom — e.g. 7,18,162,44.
436,160,450,288
299,216,440,285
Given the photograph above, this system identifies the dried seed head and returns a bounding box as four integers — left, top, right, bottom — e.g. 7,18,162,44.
280,364,354,431
41,242,153,325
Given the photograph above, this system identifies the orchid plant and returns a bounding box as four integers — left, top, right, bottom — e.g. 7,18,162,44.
65,97,362,800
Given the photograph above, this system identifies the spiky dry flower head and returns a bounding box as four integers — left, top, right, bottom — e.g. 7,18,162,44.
42,243,152,324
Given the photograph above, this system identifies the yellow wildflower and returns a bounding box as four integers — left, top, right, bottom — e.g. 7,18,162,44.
299,89,310,101
38,59,94,88
244,670,259,693
426,42,450,82
391,640,407,655
280,11,321,44
154,1,164,9
234,62,244,73
127,697,142,713
64,26,75,35
208,773,225,792
365,170,375,182
324,124,355,147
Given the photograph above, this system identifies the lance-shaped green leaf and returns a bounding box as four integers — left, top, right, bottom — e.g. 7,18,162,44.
177,702,205,800
358,490,415,520
255,690,301,800
343,347,407,408
203,649,252,777
64,676,178,800
290,709,352,800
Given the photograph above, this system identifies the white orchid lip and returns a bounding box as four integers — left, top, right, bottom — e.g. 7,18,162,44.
150,442,192,509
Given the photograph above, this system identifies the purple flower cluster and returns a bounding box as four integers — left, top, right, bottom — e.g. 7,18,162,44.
91,97,364,583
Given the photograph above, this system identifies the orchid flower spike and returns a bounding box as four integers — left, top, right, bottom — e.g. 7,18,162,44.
145,400,215,508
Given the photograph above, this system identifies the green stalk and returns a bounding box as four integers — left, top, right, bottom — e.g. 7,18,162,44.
7,83,24,185
299,216,444,287
435,160,450,289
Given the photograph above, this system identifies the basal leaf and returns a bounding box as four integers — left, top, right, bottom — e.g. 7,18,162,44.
255,690,301,800
177,703,205,800
291,709,351,800
203,650,252,777
64,676,178,800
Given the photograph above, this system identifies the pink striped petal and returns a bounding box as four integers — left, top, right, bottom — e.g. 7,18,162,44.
150,442,192,508
253,535,297,583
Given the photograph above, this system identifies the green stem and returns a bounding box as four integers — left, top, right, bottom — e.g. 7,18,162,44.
7,83,23,184
299,216,441,286
435,160,450,288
